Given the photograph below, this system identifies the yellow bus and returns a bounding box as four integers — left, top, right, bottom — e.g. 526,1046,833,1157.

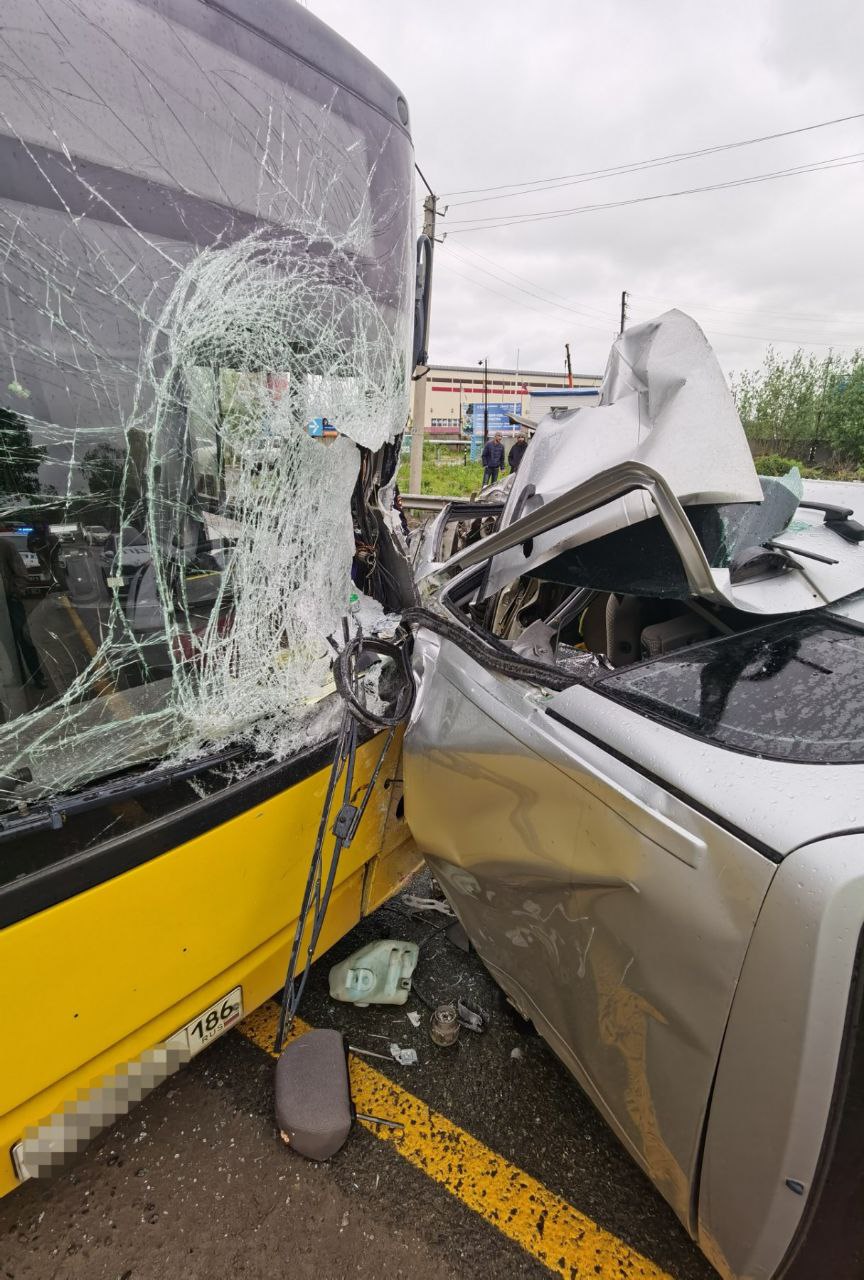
0,0,419,1197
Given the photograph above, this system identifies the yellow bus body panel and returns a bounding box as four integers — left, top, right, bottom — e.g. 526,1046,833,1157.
0,732,418,1200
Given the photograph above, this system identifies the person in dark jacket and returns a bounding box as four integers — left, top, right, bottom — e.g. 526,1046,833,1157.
508,432,528,473
481,433,505,487
27,521,66,590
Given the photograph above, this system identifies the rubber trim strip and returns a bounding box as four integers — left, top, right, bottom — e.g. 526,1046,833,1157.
545,707,782,863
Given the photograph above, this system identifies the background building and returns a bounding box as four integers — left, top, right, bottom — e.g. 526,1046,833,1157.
417,362,601,437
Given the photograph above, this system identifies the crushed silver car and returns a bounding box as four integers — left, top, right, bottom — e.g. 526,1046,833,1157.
404,310,864,1280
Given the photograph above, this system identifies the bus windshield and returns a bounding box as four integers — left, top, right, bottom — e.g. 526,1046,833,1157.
0,0,415,808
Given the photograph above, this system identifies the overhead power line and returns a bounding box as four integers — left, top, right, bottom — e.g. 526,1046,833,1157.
625,306,863,349
439,246,863,347
441,260,864,348
439,260,570,322
631,291,864,329
441,260,863,348
442,243,616,328
688,325,861,349
438,256,616,333
439,254,862,350
441,109,864,203
445,152,864,234
446,240,613,319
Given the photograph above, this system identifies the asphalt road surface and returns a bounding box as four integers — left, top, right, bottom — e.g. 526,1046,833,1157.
1,878,717,1280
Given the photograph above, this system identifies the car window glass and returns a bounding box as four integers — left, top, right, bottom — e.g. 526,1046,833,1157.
596,617,864,764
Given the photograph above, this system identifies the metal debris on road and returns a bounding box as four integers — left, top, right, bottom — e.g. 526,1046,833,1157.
401,895,455,917
456,1001,487,1034
348,1045,393,1063
429,1004,460,1048
389,1044,418,1066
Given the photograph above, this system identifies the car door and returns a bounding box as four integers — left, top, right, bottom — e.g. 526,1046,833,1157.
404,625,774,1233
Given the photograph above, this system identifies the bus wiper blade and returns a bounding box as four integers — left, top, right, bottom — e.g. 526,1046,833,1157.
0,746,243,844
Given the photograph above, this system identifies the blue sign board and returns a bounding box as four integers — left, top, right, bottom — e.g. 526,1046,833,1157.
306,416,338,437
467,402,520,459
467,402,519,434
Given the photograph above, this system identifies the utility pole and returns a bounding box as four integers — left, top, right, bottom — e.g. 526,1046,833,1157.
478,357,488,442
564,342,573,388
619,290,629,336
409,193,438,493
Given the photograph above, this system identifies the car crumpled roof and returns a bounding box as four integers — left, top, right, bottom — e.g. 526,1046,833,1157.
482,310,764,599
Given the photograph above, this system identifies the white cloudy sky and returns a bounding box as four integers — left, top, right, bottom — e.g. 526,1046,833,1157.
310,0,864,378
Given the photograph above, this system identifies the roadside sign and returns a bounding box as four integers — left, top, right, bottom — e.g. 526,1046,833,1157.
466,402,519,434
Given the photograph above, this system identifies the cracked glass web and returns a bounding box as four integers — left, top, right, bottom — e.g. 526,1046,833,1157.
0,0,414,808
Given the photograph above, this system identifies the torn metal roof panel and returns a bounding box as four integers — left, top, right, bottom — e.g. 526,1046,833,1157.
483,311,763,599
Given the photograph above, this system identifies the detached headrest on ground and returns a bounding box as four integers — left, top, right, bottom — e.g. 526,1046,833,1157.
275,1028,353,1161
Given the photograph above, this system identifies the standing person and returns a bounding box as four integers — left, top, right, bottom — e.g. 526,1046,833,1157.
481,433,505,487
508,432,528,473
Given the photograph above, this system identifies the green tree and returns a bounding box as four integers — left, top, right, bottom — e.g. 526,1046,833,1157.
820,355,864,460
731,348,864,465
0,407,46,498
81,442,125,502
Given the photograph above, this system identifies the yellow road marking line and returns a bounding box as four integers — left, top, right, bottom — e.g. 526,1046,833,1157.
239,1000,672,1280
59,593,99,659
59,594,132,719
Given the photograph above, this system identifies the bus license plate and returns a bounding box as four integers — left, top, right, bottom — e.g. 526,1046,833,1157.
169,986,243,1057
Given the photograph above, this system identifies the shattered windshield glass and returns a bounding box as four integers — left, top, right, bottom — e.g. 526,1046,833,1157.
0,0,414,808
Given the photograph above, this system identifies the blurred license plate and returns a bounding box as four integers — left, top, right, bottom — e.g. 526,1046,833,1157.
168,986,243,1057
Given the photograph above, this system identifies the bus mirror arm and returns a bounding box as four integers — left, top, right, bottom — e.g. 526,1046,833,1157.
413,233,432,370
